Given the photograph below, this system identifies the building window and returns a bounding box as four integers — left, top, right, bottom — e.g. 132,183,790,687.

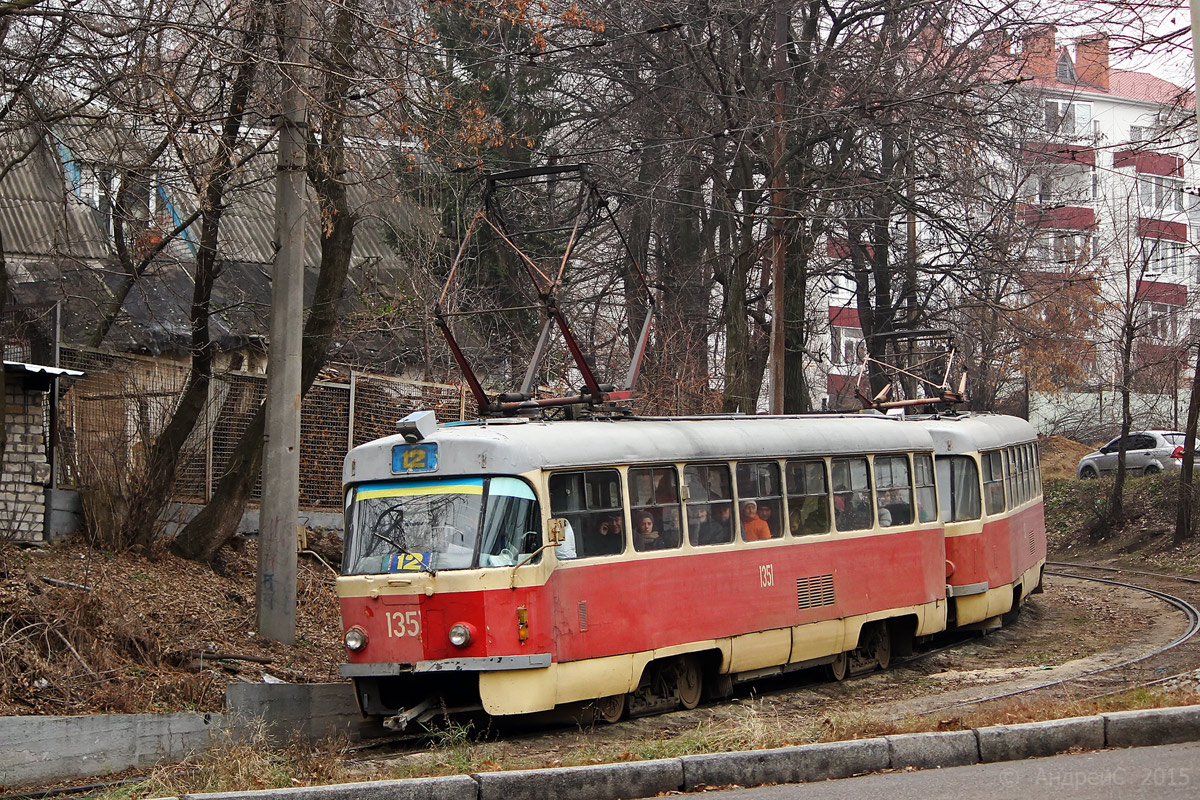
1139,175,1183,213
1039,231,1091,266
1044,100,1092,138
1142,238,1185,276
1144,301,1179,342
830,327,864,366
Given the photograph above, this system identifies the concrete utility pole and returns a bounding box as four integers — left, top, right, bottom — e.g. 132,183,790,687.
258,0,310,644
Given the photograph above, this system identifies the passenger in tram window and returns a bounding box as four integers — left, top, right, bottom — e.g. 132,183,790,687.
757,501,781,537
581,513,624,557
740,501,772,541
633,510,665,551
556,519,577,559
688,505,709,545
695,503,733,545
834,492,872,531
660,506,682,548
655,472,678,503
790,496,830,535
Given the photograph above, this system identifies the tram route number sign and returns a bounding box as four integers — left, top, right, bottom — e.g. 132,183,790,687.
392,443,438,473
386,552,433,572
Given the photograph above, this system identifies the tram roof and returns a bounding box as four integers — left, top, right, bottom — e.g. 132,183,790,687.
344,413,947,483
908,414,1038,455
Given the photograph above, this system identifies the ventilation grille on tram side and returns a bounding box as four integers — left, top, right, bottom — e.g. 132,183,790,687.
579,601,588,631
1027,529,1036,559
797,574,836,609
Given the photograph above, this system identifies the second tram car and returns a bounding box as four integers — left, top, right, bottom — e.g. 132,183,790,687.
337,412,1046,728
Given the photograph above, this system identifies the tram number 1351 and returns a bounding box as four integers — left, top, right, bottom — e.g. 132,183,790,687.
759,564,774,588
385,610,421,638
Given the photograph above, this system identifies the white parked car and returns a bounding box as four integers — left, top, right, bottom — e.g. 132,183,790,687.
1076,430,1190,478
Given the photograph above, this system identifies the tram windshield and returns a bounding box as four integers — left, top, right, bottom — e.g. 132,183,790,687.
343,476,542,575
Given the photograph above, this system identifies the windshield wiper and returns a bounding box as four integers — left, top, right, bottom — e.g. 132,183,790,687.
372,515,437,576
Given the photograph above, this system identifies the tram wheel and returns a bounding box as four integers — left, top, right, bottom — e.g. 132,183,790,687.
824,651,848,681
675,656,703,710
869,624,892,671
595,693,626,724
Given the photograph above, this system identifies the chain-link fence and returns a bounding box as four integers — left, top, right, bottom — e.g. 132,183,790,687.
57,346,469,512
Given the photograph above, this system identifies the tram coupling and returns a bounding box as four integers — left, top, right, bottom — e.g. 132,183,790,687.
382,697,482,732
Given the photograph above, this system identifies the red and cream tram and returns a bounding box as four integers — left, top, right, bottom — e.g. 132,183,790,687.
337,411,1046,728
915,415,1046,627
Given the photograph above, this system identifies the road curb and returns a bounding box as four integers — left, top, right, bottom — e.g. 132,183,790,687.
9,704,1200,797
680,737,890,789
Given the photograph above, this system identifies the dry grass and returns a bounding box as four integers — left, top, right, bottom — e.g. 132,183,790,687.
89,724,356,800
350,685,1200,783
0,537,342,716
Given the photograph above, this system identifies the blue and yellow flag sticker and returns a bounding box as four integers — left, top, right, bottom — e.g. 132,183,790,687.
387,552,433,572
359,478,483,500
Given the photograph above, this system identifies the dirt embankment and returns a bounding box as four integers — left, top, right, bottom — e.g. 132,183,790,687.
0,535,343,717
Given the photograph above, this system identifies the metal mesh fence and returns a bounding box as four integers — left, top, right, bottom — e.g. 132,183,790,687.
56,346,469,512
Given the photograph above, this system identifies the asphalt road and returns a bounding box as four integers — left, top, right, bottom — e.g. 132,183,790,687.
688,741,1200,800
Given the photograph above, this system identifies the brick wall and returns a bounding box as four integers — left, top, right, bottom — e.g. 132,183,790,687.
1,378,50,542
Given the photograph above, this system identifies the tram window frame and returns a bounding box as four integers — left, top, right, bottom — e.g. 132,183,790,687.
873,454,913,527
736,461,783,540
785,459,830,536
936,455,982,521
629,465,683,552
831,456,873,531
913,453,937,522
683,463,735,546
549,469,626,558
982,450,1006,515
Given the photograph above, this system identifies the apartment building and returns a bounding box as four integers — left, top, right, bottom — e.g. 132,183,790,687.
821,27,1197,414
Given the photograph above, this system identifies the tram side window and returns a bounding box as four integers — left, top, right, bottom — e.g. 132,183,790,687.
736,461,783,540
874,455,912,527
549,469,624,558
785,459,830,536
684,463,734,546
831,457,872,531
630,465,682,552
1032,444,1043,495
913,453,937,522
1003,449,1017,507
935,455,981,521
982,450,1005,515
1021,446,1032,503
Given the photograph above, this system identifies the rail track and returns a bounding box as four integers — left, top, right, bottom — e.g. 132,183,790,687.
899,562,1200,719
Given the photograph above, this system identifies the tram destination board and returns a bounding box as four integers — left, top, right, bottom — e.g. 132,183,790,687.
392,443,438,473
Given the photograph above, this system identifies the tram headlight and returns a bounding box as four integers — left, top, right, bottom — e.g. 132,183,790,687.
448,623,473,648
344,626,368,652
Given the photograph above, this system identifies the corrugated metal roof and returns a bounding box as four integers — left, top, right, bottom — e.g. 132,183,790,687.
1,122,429,365
3,360,84,378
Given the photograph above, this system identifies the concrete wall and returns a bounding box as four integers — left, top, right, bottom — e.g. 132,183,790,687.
0,712,223,787
225,683,385,744
1029,388,1185,441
